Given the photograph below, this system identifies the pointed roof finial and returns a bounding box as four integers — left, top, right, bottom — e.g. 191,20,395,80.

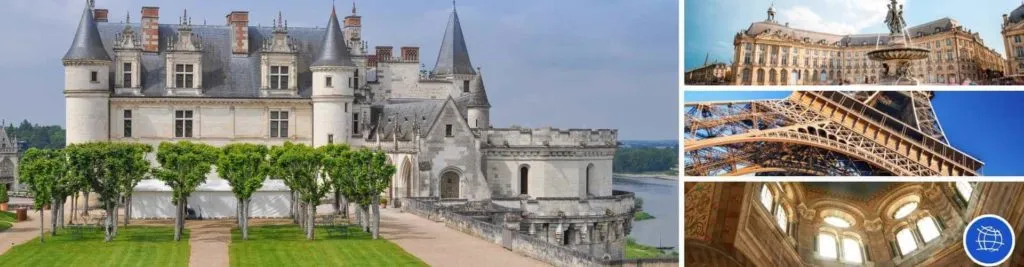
126,10,130,24
352,1,357,15
278,11,283,28
453,0,457,10
332,0,337,16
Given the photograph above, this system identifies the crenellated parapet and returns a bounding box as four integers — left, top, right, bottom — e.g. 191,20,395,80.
481,127,617,148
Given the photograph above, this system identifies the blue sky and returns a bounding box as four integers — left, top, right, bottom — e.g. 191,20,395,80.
684,0,1021,70
683,91,1024,176
0,0,678,140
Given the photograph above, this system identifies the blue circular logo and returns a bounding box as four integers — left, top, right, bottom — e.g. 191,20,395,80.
964,214,1015,266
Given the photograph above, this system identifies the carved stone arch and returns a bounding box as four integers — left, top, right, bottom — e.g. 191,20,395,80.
439,166,463,199
401,156,413,198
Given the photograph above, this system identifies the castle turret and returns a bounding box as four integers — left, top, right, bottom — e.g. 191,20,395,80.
63,0,111,145
466,68,491,129
311,6,356,147
432,4,475,78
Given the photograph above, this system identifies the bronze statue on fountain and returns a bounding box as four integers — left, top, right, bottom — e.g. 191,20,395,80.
867,0,930,85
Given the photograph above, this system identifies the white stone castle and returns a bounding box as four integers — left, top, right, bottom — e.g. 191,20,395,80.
62,1,634,259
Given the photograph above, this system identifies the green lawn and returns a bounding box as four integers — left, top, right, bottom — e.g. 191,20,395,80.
229,224,427,267
0,211,15,231
0,226,190,267
625,238,668,259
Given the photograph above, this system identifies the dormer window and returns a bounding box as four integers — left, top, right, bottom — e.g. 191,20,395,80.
122,62,133,87
174,64,195,88
269,66,289,89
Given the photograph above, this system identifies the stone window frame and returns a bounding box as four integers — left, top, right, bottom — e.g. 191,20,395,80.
173,63,196,88
268,65,290,89
123,109,133,138
518,164,530,196
756,183,792,236
885,195,945,260
815,210,866,264
269,110,290,138
174,109,195,138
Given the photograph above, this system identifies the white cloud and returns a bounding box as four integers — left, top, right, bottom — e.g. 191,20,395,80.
777,0,905,35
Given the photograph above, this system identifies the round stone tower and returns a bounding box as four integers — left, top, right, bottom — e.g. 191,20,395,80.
311,7,355,147
465,70,491,129
64,2,112,145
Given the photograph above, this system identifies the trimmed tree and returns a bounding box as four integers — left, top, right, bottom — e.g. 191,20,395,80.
151,141,218,241
70,142,124,241
269,142,325,240
18,148,59,243
49,150,78,235
216,143,270,240
110,143,153,228
67,143,106,227
320,144,352,217
363,149,396,239
0,184,9,209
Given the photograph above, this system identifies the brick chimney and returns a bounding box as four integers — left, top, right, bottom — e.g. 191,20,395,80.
141,7,160,52
375,46,393,62
227,11,249,55
367,55,378,68
400,47,419,62
94,9,108,22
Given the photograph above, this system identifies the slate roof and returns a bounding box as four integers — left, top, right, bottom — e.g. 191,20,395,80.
744,18,961,47
64,6,112,62
94,22,333,98
310,8,355,68
1010,4,1024,24
432,8,476,76
367,99,447,141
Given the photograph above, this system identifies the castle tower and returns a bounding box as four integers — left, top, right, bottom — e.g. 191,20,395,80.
64,1,112,145
343,2,364,55
311,6,356,147
465,68,491,129
432,4,476,78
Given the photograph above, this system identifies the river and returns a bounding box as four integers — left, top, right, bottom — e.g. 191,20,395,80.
613,175,678,251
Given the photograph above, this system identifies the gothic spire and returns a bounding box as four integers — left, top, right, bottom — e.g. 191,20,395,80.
63,0,111,62
311,4,355,67
432,3,475,76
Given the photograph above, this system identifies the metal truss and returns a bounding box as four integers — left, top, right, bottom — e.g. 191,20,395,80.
684,92,981,176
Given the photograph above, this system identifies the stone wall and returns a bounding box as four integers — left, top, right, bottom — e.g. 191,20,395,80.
402,197,609,267
482,128,617,147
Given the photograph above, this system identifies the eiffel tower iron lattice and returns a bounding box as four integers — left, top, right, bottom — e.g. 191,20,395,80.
683,91,983,176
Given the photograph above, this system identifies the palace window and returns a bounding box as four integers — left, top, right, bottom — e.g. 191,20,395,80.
269,110,289,138
1016,35,1021,43
123,62,133,87
1016,47,1024,58
352,113,360,134
917,217,941,243
946,39,952,46
90,71,98,83
353,70,360,88
174,110,194,138
842,237,864,264
955,181,974,202
463,80,470,93
895,228,918,255
519,165,529,195
893,202,917,219
326,76,333,88
759,184,773,210
123,110,132,138
269,66,289,89
774,204,788,233
818,233,838,259
174,64,195,88
445,124,453,137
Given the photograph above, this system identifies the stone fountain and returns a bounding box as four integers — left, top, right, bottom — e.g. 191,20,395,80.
867,0,930,85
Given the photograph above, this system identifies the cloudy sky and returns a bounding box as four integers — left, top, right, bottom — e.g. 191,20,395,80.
684,0,1017,70
0,0,678,141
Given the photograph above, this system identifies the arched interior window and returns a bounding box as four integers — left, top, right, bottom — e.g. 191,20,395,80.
892,202,918,219
895,228,918,255
917,216,941,243
818,233,838,259
824,216,851,228
519,165,529,195
955,181,974,202
775,204,788,233
841,237,864,263
760,184,773,211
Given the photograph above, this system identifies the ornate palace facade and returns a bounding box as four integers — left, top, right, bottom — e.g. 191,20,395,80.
685,182,1024,266
732,6,1006,85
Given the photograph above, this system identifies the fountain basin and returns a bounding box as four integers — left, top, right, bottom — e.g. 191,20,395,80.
867,47,930,61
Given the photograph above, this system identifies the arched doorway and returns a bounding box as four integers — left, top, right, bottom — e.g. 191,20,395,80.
401,157,412,198
440,170,460,199
519,165,529,195
756,69,765,85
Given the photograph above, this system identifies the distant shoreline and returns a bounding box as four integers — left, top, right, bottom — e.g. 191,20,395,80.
614,173,678,181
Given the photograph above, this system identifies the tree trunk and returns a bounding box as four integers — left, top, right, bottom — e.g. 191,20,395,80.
174,201,182,241
333,190,340,215
372,196,381,239
60,200,66,228
289,191,296,223
124,195,131,227
51,198,57,236
112,200,120,238
237,198,242,227
39,209,44,243
104,203,113,242
242,198,250,241
83,191,90,216
70,195,76,224
307,204,316,240
340,194,349,218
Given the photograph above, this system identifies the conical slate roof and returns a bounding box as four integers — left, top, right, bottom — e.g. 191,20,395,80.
465,71,490,108
432,8,475,76
311,7,354,67
63,3,111,62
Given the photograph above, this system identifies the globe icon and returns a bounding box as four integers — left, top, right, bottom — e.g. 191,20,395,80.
976,226,1005,252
